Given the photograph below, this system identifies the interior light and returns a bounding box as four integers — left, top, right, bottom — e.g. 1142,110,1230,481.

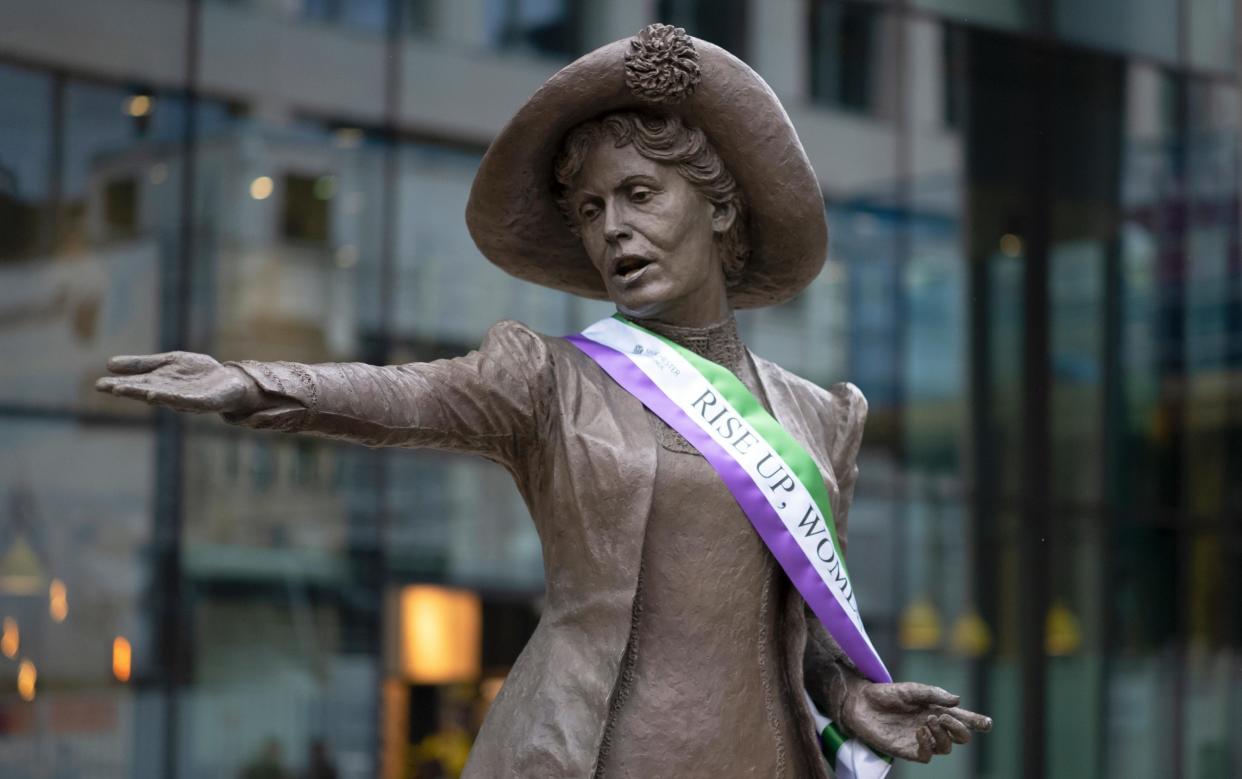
49,578,68,622
113,636,132,683
17,659,35,702
250,176,274,200
400,585,481,685
1,617,18,658
125,94,153,118
999,233,1023,257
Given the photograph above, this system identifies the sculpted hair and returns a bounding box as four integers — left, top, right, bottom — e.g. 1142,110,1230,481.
553,111,750,286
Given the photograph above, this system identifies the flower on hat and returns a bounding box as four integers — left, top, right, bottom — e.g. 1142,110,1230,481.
624,24,701,105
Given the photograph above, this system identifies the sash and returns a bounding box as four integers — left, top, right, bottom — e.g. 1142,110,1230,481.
567,315,893,778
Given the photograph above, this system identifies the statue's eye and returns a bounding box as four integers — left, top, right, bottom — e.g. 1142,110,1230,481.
630,187,654,204
579,203,601,222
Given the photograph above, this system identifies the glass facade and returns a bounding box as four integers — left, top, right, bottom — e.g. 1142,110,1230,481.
0,1,1238,778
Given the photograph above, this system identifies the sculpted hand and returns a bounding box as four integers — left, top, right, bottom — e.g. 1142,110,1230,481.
840,680,991,763
95,352,265,415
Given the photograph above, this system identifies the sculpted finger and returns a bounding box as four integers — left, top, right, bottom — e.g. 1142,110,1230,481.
927,716,953,755
898,683,960,709
107,353,176,375
939,714,972,745
914,724,934,763
95,376,125,394
944,706,992,732
96,377,155,400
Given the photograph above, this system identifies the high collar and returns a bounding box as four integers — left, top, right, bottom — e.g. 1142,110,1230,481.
626,313,747,374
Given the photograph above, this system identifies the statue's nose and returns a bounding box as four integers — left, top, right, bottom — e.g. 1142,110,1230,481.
603,203,632,244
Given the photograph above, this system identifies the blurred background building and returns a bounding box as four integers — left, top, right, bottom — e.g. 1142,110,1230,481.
0,0,1238,777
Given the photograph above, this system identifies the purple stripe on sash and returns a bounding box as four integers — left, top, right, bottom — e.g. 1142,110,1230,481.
567,334,891,684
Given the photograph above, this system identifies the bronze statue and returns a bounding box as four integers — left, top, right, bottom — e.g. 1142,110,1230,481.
97,24,989,778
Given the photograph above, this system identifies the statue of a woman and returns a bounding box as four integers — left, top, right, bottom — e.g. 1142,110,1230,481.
97,24,989,778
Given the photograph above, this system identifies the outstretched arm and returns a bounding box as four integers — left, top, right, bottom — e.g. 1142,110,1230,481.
96,320,552,465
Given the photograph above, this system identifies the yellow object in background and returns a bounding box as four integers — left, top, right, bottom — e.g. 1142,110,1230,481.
899,599,943,651
950,608,993,657
1045,601,1082,656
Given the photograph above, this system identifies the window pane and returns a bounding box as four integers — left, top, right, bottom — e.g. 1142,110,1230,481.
809,1,885,114
1188,0,1235,72
912,0,1033,33
180,427,381,778
0,79,163,414
656,0,749,59
0,63,51,261
483,0,583,58
0,419,157,777
1056,0,1179,64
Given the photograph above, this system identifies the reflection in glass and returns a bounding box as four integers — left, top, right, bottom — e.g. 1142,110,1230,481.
0,420,155,776
809,0,883,114
1055,0,1178,64
484,0,582,58
0,62,51,261
912,0,1032,33
1188,0,1236,73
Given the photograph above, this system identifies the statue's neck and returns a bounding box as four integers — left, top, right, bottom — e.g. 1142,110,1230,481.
625,313,747,374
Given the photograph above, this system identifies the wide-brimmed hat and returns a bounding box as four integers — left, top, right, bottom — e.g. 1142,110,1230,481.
465,24,827,309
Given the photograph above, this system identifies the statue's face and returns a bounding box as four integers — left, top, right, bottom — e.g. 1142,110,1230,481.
568,140,733,323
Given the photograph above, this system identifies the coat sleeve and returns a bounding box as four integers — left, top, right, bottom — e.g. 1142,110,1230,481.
220,320,553,468
804,381,870,723
824,381,868,557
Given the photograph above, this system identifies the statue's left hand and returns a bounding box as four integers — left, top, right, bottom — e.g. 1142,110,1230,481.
95,351,265,415
840,681,991,763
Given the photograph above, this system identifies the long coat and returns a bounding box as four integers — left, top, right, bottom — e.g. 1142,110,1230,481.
229,319,869,779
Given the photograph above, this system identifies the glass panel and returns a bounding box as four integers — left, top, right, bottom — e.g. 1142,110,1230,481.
0,419,156,777
912,0,1033,34
1188,0,1236,73
385,451,544,591
301,0,389,33
1055,0,1178,64
0,76,168,414
183,12,392,778
656,0,749,59
205,0,389,34
1179,77,1240,779
0,62,51,262
482,0,583,58
179,426,381,779
395,142,590,347
809,1,887,115
187,115,385,362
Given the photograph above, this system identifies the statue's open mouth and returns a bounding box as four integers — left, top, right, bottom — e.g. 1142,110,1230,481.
614,255,653,281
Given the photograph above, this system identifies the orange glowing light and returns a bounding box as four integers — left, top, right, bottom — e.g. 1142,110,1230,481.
49,578,68,622
400,585,481,684
113,636,132,683
1,617,18,658
249,176,274,200
125,94,152,117
17,659,35,702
